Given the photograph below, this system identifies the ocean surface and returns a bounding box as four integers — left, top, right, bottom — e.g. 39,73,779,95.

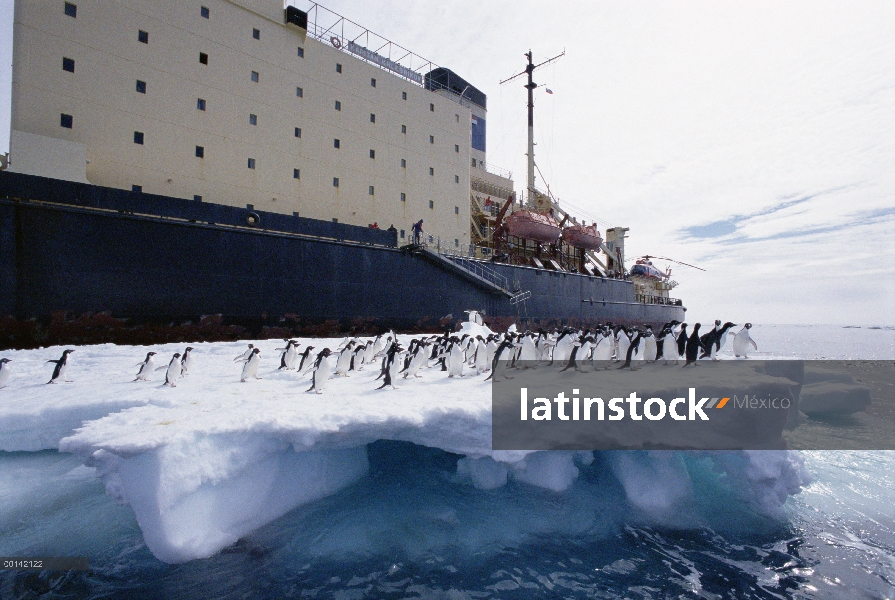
1,324,893,599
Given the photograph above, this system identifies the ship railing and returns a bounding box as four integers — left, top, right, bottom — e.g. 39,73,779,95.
634,293,683,306
473,161,513,180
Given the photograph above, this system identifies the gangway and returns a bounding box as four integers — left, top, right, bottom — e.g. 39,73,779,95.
405,244,516,297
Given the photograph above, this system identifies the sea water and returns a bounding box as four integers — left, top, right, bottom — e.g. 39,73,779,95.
0,324,892,599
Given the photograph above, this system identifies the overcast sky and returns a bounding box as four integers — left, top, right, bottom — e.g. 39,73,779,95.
1,1,892,325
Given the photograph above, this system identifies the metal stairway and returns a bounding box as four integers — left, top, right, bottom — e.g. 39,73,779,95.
408,245,515,297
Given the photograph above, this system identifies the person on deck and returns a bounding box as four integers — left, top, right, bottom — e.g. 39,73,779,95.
412,219,424,245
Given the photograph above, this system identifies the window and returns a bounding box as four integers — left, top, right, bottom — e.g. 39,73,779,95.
455,206,459,214
370,113,375,123
197,98,206,111
429,167,434,176
370,78,376,87
296,87,303,98
429,200,434,209
60,113,73,128
332,218,338,222
194,195,202,202
62,57,75,72
333,178,339,187
369,149,375,159
455,175,460,183
334,100,341,111
455,114,460,122
293,168,300,179
136,80,146,94
138,30,149,44
132,185,142,193
401,124,406,134
294,127,301,138
430,103,434,112
429,135,434,144
400,229,405,238
249,114,257,125
455,144,460,153
333,139,340,149
247,158,256,169
471,157,476,168
195,146,204,158
199,52,208,65
252,28,260,40
200,6,209,18
297,46,304,58
402,91,407,100
400,159,406,168
133,131,144,145
400,193,406,202
368,186,374,196
336,63,342,73
251,71,259,82
64,2,76,18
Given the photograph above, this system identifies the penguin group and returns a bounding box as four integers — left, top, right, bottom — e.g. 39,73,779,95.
0,319,759,392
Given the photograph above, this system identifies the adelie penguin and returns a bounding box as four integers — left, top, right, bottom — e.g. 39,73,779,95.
377,343,406,390
296,346,315,372
133,351,157,382
233,344,254,362
180,347,195,376
239,348,262,382
163,353,183,386
306,349,332,394
733,323,758,358
47,349,75,384
700,321,736,361
641,326,657,361
683,324,705,367
618,329,644,370
485,339,519,381
676,323,689,362
0,358,11,388
276,340,299,370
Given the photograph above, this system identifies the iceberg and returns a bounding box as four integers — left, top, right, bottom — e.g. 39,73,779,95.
0,338,811,563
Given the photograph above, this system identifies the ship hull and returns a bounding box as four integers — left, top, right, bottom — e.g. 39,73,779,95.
0,172,684,348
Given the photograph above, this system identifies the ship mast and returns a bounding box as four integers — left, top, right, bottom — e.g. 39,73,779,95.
500,49,564,207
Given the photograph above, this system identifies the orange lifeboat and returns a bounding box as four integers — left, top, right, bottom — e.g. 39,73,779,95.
561,223,602,250
504,210,562,244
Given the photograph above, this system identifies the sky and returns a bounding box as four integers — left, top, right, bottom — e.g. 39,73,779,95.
1,1,893,325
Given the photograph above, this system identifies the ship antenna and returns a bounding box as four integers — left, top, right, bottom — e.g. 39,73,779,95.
500,49,564,208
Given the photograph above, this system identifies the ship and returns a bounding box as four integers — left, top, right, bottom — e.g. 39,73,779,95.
0,1,685,348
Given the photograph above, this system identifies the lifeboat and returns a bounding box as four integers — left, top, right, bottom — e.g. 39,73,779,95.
561,223,602,250
629,259,665,280
504,210,562,244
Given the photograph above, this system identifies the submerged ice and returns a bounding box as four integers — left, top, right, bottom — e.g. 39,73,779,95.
0,337,813,564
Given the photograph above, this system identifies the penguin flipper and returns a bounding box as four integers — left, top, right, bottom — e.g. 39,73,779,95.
750,339,758,350
46,360,60,364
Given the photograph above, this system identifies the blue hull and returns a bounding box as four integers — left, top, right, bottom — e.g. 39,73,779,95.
0,172,684,348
